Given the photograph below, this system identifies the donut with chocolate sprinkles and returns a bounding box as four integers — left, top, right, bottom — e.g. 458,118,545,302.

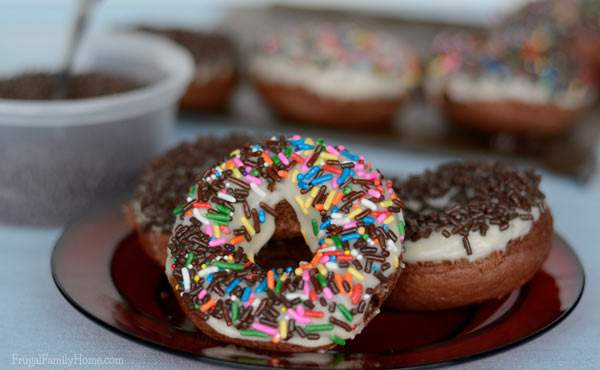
125,134,258,266
166,135,405,351
385,161,553,311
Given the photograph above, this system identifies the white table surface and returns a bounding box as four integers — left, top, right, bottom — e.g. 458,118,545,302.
2,1,599,369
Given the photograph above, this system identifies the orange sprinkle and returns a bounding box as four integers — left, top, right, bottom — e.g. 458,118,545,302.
200,298,216,312
351,283,363,305
304,310,325,318
262,153,273,165
334,273,346,295
267,270,275,290
277,170,288,178
310,252,323,266
309,290,317,301
332,192,344,205
229,235,244,245
315,204,324,211
344,271,353,290
185,210,193,216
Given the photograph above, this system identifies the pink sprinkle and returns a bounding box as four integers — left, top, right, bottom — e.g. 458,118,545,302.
278,152,290,166
376,213,387,223
302,270,310,281
204,224,213,237
233,157,243,167
251,322,278,336
292,134,301,140
326,145,340,155
220,225,231,234
287,308,311,324
198,289,207,299
245,294,255,307
304,284,310,297
301,163,308,172
245,175,262,184
319,256,329,264
331,178,338,189
344,221,357,229
209,238,226,247
296,305,305,316
355,163,364,171
323,287,333,300
368,189,381,198
338,145,346,151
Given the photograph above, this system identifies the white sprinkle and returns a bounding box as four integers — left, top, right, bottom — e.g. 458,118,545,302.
285,293,309,300
218,192,236,203
331,212,344,219
367,239,375,246
193,209,209,224
357,254,364,261
331,217,350,226
386,239,398,252
350,249,359,256
197,266,218,277
363,294,371,300
320,246,337,253
181,267,191,292
250,182,266,198
325,262,340,270
361,198,377,210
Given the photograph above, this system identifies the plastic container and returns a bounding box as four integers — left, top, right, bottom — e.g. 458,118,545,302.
0,32,194,226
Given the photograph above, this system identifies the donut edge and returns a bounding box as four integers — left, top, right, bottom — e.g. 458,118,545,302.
385,208,553,311
180,72,239,112
124,202,169,267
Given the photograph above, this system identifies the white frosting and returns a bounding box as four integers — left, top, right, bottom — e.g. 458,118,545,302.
440,73,591,109
403,204,540,264
251,55,409,100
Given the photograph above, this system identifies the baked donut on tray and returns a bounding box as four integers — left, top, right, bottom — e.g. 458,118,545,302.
386,161,552,311
251,23,420,129
125,134,256,266
166,136,405,351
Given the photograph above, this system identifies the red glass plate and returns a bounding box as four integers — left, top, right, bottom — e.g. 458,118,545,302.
51,204,584,369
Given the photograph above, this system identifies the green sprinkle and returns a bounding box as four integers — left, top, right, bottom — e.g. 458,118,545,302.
304,323,334,333
206,213,231,222
330,335,346,346
215,204,231,215
172,205,184,215
184,253,194,267
240,329,270,338
397,220,405,236
231,301,239,321
194,303,200,310
332,235,342,248
187,184,197,198
251,169,260,176
338,304,353,322
311,219,318,236
316,274,327,288
343,185,352,194
271,155,281,165
275,279,283,294
214,261,245,271
284,147,292,157
316,138,325,145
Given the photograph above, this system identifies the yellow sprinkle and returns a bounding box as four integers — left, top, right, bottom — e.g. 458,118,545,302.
393,256,400,268
279,272,288,282
303,150,314,157
384,215,395,224
241,216,256,236
295,267,303,276
248,254,255,263
201,263,207,269
347,208,363,219
317,264,327,276
306,138,314,145
320,152,338,161
358,227,365,234
323,190,337,211
379,200,393,208
175,284,180,291
230,149,240,156
279,318,288,339
220,162,226,170
348,267,365,281
280,306,287,313
309,186,319,198
291,169,299,184
194,274,200,282
213,224,221,238
344,250,350,255
233,168,242,178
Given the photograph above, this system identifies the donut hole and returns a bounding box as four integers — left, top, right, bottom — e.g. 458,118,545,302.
254,237,313,271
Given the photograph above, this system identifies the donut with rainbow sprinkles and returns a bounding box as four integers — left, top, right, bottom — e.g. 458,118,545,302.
166,135,405,351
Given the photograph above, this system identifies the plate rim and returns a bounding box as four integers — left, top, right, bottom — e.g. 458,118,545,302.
51,205,586,370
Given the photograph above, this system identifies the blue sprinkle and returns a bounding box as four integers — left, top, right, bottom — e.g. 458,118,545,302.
320,219,332,230
206,274,214,283
331,206,339,213
256,278,267,293
373,265,380,272
341,232,360,242
363,216,375,225
312,174,333,185
258,210,266,223
241,287,251,302
225,278,241,295
341,150,359,161
304,166,320,182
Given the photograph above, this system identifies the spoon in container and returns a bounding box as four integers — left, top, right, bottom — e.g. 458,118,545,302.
53,0,101,99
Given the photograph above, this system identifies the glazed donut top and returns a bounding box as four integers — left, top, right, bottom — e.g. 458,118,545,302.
395,162,547,263
251,23,420,100
167,135,405,349
427,23,594,108
132,134,255,232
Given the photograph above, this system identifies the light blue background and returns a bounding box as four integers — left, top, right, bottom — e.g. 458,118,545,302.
2,1,599,369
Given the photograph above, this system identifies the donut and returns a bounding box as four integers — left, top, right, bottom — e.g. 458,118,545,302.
251,23,420,129
137,26,238,112
125,134,257,266
166,135,405,351
575,0,600,78
385,161,553,311
426,20,595,135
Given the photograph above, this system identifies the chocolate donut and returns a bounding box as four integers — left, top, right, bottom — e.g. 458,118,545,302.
166,136,405,351
386,162,552,311
125,134,257,266
137,27,238,112
251,24,420,129
426,19,594,135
